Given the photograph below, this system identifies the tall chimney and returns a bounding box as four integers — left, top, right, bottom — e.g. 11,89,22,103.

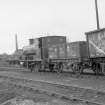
15,34,18,51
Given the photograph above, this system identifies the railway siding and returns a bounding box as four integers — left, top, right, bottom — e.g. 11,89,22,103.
0,75,105,105
0,70,105,91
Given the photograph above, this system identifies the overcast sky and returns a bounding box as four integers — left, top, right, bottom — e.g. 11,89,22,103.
0,0,105,54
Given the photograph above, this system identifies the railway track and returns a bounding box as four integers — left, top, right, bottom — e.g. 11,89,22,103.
0,75,105,105
1,66,105,80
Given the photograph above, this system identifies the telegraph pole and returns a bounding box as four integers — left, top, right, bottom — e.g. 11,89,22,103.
15,34,18,52
95,0,100,29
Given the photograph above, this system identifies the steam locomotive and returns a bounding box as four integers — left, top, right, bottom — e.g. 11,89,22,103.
20,28,105,75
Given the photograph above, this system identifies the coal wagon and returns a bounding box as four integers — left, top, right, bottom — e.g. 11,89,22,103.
65,41,89,73
85,28,105,75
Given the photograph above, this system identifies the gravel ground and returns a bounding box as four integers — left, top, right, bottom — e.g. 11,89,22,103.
0,74,104,104
0,81,72,105
0,70,105,91
0,70,105,104
0,80,93,105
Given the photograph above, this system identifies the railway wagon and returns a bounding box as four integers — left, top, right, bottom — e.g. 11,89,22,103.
49,41,89,72
65,41,89,73
85,28,105,75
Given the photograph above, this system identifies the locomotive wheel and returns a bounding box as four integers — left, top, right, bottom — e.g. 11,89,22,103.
39,62,45,72
35,62,41,72
40,59,50,72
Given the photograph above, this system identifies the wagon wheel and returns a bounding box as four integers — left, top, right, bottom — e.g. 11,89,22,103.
76,64,84,74
71,63,83,74
78,64,84,74
58,62,63,73
91,63,96,74
56,62,63,73
94,63,101,75
91,63,99,75
101,63,105,75
70,64,75,73
49,63,54,72
71,63,76,73
71,63,78,74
